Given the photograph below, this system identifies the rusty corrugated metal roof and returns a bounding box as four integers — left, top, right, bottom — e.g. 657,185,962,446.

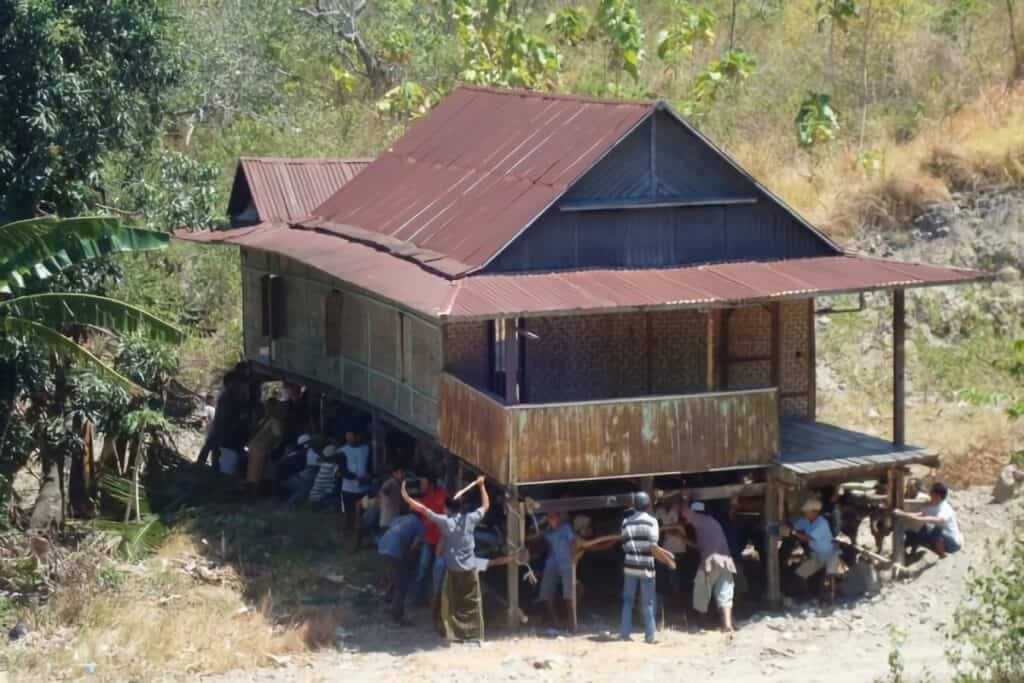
445,255,984,319
305,87,654,276
175,224,984,320
177,224,457,317
234,157,372,224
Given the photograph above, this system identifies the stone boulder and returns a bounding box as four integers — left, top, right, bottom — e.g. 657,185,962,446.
992,465,1024,504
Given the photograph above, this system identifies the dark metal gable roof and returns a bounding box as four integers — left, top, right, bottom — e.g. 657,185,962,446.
304,87,656,276
301,88,842,277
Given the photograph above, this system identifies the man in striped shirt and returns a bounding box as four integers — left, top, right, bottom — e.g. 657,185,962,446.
620,491,659,643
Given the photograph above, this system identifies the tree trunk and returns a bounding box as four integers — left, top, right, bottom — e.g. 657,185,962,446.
729,0,738,50
1008,0,1024,81
29,462,64,530
858,0,874,151
69,420,97,518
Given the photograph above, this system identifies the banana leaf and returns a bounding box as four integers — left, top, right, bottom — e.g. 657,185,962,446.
0,316,143,393
0,216,169,294
91,514,167,560
99,472,152,515
0,293,184,344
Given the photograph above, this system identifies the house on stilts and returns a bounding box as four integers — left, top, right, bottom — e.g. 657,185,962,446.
178,86,985,623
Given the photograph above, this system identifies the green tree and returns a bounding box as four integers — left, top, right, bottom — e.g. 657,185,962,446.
0,216,182,526
0,0,181,220
0,217,183,390
795,92,841,149
596,0,645,84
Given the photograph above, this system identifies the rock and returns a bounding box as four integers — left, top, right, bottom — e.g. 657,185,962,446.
996,266,1020,282
992,465,1024,504
7,623,26,641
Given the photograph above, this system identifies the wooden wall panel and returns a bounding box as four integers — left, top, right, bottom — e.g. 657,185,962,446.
437,374,511,484
407,316,442,397
367,300,400,375
511,388,778,483
340,294,369,363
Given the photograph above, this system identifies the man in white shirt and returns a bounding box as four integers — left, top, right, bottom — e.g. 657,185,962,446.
340,429,372,537
894,481,963,559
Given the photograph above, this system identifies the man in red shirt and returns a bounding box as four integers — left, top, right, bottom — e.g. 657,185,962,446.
414,477,449,605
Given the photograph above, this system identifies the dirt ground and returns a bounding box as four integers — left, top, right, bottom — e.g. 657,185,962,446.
185,486,1018,683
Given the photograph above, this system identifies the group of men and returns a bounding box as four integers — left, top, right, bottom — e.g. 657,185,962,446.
787,480,964,596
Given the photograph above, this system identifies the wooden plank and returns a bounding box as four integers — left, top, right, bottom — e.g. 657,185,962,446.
706,311,715,391
559,197,759,212
893,289,906,447
770,302,781,388
807,299,817,419
764,471,782,610
891,468,906,573
506,497,522,630
525,483,767,514
504,318,519,405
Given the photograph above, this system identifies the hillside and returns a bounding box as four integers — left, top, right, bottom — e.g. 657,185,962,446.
2,1,1024,681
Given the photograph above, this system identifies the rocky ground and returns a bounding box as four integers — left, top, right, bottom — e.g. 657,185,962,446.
180,487,1019,683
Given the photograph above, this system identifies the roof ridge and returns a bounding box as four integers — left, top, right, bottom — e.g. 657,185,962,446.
455,84,656,108
240,156,374,164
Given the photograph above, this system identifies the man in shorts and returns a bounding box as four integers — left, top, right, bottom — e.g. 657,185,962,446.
681,500,736,633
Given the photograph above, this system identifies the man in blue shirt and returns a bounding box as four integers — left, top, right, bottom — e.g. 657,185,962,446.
539,512,577,632
377,512,425,625
792,498,840,591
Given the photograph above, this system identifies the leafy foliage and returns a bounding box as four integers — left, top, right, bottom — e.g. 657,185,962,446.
656,4,716,62
453,0,562,89
949,526,1024,682
546,7,591,46
816,0,860,33
0,216,170,294
0,217,182,393
795,92,842,149
596,0,646,82
689,48,758,108
0,0,181,220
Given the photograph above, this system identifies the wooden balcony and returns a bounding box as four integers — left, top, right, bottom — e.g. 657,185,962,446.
437,373,779,485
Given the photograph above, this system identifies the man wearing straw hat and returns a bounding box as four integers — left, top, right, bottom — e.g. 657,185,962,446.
792,497,840,588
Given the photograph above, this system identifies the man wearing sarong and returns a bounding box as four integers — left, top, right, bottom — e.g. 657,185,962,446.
401,476,490,641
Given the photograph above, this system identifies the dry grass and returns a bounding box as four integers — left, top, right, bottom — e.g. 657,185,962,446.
731,84,1024,242
3,529,348,682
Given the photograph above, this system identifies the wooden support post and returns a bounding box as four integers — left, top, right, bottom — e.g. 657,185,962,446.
808,299,817,419
770,302,782,388
706,310,716,391
504,318,519,405
891,468,906,574
506,495,523,629
893,289,906,447
764,470,783,610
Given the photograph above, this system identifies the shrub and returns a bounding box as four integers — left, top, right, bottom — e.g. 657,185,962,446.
949,526,1024,682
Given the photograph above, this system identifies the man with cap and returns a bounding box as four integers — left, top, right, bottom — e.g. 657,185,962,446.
620,491,660,643
792,497,840,589
681,500,737,633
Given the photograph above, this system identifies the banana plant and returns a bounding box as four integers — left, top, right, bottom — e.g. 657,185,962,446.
0,216,183,393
